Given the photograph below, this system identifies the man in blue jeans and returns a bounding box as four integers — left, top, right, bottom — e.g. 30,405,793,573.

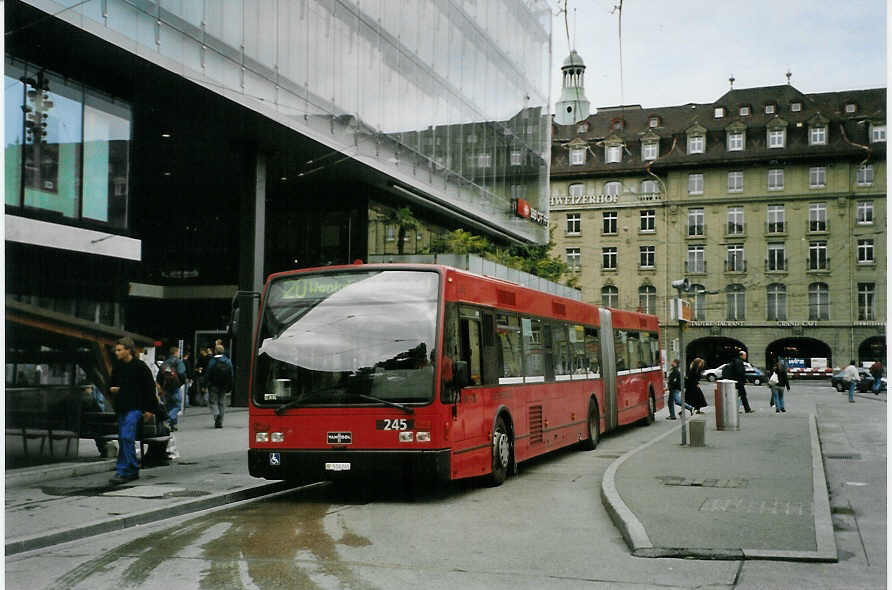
666,358,692,420
841,360,860,404
108,337,157,485
157,346,186,430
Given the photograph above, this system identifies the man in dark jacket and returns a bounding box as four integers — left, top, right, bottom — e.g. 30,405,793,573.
730,350,753,413
206,344,233,429
108,337,157,485
666,359,692,419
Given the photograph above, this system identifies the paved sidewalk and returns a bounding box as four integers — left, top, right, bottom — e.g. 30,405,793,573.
603,384,837,562
5,406,291,555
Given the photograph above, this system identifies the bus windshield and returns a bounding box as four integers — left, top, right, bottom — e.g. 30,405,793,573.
253,270,439,407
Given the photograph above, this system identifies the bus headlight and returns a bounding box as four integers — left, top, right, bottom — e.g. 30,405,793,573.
255,432,269,443
271,432,284,443
398,431,413,443
415,431,431,443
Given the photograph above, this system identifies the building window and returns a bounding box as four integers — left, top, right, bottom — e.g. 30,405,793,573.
857,164,874,186
714,107,725,119
384,224,397,242
577,122,589,134
467,133,477,144
727,171,743,193
687,245,705,273
688,208,704,236
510,150,523,166
791,102,802,112
605,144,622,163
602,247,617,270
768,128,786,148
767,205,785,233
765,104,776,114
688,173,704,195
602,285,619,307
809,166,826,188
602,211,617,234
726,285,745,320
568,182,585,198
727,131,744,151
857,239,874,264
768,168,784,190
570,148,586,165
871,124,886,143
808,203,827,231
809,126,827,145
845,103,857,113
767,243,786,271
566,248,581,271
858,283,876,320
642,141,659,161
640,179,660,195
640,245,655,268
648,116,660,128
566,213,581,235
808,241,828,270
727,207,744,234
690,283,706,320
604,181,622,197
739,105,750,116
856,201,874,224
687,135,705,154
477,152,492,168
640,209,656,232
766,284,787,320
638,285,656,314
726,244,745,272
808,283,830,320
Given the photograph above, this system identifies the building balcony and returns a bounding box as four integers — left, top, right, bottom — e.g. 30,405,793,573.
685,261,707,274
807,259,831,273
765,223,786,235
765,258,788,272
725,222,746,237
724,260,747,273
687,225,706,238
806,221,829,234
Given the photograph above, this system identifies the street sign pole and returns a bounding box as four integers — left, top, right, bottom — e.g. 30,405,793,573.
670,279,691,446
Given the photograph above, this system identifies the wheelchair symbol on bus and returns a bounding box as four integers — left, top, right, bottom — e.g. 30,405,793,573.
269,452,281,466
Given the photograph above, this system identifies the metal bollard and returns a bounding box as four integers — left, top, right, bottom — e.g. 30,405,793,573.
715,379,740,431
689,417,706,446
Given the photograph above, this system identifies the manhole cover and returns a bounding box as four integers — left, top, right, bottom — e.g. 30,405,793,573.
104,485,187,498
657,476,748,488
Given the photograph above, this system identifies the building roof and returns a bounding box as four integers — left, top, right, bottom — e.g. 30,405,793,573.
562,49,585,69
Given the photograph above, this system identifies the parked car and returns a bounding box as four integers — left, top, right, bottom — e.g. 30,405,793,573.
702,362,765,385
830,368,887,393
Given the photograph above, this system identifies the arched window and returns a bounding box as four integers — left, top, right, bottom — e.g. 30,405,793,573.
601,285,618,308
726,284,745,320
604,181,622,197
808,283,829,320
766,283,786,321
690,283,706,321
638,285,656,315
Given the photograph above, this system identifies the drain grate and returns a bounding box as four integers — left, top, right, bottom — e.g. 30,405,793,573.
825,453,862,460
657,475,748,488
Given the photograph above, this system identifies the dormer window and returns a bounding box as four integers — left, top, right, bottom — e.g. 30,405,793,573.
569,148,586,165
611,118,624,131
605,144,623,163
809,125,827,145
764,104,776,114
845,103,857,113
739,106,751,116
577,122,589,134
687,134,705,154
871,124,886,143
727,131,745,151
648,116,660,128
642,141,659,161
791,102,802,112
714,107,725,119
768,128,786,149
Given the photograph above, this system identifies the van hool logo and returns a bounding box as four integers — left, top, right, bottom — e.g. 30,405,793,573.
327,432,352,445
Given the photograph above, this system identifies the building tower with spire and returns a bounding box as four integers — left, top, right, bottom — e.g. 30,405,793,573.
554,49,591,125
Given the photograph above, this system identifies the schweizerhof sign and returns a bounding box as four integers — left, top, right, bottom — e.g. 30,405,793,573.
550,192,662,208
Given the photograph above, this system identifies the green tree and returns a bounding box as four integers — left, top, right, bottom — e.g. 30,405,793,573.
381,206,422,255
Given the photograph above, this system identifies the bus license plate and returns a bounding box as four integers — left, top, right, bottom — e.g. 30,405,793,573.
325,462,351,472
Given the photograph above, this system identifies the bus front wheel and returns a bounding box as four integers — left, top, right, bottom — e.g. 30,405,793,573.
580,399,599,450
487,415,512,486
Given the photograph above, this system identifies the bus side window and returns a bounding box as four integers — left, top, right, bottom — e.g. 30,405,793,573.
442,304,461,402
570,324,588,374
584,327,601,376
551,323,572,379
458,307,483,386
626,330,642,368
521,317,546,381
542,323,555,382
614,329,627,372
639,331,654,368
496,313,523,379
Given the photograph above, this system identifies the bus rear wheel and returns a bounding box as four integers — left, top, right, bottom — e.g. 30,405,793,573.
640,391,656,425
580,399,599,451
487,415,512,486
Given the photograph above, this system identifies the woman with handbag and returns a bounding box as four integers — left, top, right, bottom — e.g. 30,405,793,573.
769,360,790,413
685,357,708,413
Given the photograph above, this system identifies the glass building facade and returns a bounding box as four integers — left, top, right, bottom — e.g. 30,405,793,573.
32,0,552,244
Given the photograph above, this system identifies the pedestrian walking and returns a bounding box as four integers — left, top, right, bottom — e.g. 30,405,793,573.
107,337,157,485
869,361,884,395
729,350,753,413
768,359,790,413
666,358,693,419
156,345,186,430
685,357,708,413
842,360,860,403
182,347,194,407
206,344,233,428
195,347,211,406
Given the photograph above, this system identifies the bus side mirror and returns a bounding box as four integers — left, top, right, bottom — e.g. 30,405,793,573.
452,361,470,390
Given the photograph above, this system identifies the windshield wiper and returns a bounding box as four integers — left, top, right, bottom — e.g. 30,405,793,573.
274,386,343,415
355,393,414,414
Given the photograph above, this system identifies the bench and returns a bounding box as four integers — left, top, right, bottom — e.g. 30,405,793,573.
81,411,171,466
6,410,79,459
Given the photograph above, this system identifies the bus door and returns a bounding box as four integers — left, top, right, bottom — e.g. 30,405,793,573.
450,306,486,442
598,308,618,431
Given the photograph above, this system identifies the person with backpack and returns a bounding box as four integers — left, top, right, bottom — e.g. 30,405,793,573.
156,345,186,430
728,350,753,413
869,361,884,395
206,343,233,428
768,359,790,413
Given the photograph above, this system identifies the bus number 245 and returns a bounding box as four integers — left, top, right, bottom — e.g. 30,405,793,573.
376,419,415,431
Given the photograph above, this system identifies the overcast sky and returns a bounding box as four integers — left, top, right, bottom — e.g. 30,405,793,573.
550,0,887,110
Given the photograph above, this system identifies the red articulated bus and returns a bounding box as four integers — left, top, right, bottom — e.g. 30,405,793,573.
247,263,663,485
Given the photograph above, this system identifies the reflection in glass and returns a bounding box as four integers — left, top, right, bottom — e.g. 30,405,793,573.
83,94,131,226
5,60,24,206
